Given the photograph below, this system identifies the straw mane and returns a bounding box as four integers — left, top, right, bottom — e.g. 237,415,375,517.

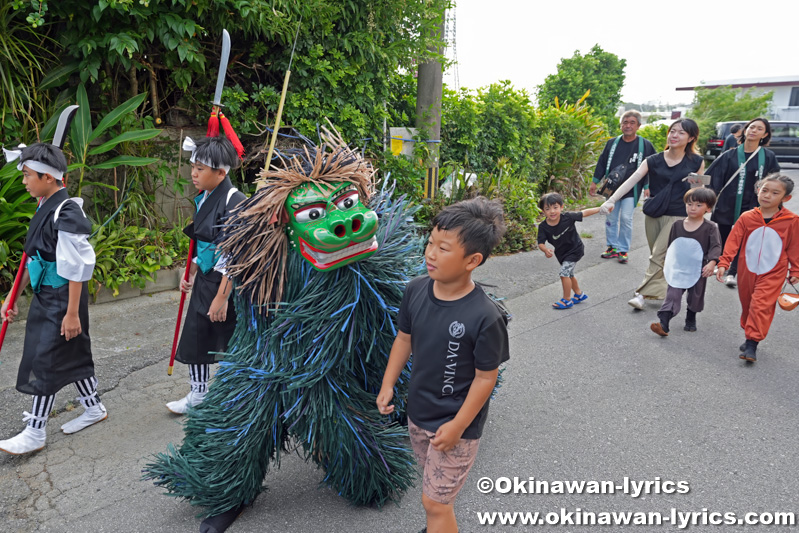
217,125,375,309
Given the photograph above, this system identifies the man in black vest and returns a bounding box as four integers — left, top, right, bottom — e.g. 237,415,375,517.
590,110,656,263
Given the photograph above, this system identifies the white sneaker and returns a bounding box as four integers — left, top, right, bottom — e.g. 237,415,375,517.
61,403,108,434
166,391,206,415
628,293,645,310
0,426,46,455
725,274,737,287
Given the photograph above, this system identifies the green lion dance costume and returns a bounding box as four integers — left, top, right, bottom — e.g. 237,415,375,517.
144,128,422,532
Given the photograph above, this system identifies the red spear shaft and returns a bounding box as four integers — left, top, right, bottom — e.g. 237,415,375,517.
168,238,195,376
0,251,29,353
0,194,48,354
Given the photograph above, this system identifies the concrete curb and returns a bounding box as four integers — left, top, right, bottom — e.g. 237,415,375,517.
92,267,182,305
9,267,183,322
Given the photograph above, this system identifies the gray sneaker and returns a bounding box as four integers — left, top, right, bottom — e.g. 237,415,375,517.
725,274,737,287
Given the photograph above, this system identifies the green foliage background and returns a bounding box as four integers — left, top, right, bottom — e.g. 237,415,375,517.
426,82,608,253
537,44,626,129
687,86,772,150
0,162,36,290
13,0,448,144
2,0,450,297
637,124,668,152
2,0,622,295
0,2,57,141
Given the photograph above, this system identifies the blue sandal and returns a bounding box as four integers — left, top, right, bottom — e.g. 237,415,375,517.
571,292,588,304
552,298,573,310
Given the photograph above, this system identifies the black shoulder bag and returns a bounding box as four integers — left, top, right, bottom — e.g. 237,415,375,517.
642,157,693,218
598,136,644,198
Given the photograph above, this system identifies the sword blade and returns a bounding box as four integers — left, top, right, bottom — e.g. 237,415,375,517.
53,105,80,149
212,29,231,107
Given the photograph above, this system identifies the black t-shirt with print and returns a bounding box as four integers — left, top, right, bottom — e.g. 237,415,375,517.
397,276,510,439
537,211,585,263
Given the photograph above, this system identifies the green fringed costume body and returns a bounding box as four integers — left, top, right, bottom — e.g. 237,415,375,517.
144,183,424,517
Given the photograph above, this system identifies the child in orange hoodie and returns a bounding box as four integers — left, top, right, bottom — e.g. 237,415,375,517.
717,174,799,362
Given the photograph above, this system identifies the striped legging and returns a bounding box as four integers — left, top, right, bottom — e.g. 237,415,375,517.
25,377,100,429
189,364,209,393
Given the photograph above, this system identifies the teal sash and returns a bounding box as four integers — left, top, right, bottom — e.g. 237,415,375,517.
195,240,220,275
193,190,221,274
735,145,765,221
27,252,68,293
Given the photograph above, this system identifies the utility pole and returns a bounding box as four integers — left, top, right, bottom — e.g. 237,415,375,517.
415,8,445,199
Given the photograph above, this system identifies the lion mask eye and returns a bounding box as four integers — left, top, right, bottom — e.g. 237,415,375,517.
334,190,360,211
294,204,327,223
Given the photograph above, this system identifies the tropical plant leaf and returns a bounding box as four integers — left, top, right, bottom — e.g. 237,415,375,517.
91,156,159,169
89,92,148,143
39,61,81,91
88,129,163,155
70,84,92,163
80,180,119,190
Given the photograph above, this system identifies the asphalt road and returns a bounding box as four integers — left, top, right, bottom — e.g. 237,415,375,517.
1,166,797,533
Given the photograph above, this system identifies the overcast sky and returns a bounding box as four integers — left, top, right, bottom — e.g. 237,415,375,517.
448,0,797,107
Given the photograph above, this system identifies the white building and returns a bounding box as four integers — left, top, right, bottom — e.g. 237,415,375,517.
676,76,799,121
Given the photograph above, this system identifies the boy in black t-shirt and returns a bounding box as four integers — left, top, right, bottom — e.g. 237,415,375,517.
377,197,510,533
537,192,600,309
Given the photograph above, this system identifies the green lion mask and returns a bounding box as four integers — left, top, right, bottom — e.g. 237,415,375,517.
285,182,378,271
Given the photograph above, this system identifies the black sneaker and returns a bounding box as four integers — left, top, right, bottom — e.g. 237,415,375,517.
200,502,250,533
739,340,758,362
739,347,757,362
684,309,697,332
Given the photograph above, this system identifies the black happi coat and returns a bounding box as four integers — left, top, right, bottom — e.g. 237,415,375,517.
19,188,95,396
708,147,780,226
176,177,246,365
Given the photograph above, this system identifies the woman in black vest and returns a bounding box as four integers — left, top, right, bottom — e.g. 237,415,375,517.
600,118,705,309
707,117,780,287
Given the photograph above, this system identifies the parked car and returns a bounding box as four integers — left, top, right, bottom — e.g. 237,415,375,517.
767,121,799,164
704,121,746,161
705,120,799,164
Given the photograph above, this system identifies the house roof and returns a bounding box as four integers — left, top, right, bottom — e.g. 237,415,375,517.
676,76,799,91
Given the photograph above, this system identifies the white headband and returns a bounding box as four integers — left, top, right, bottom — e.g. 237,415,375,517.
3,145,64,181
183,137,231,174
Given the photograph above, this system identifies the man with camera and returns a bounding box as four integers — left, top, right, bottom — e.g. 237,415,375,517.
589,110,656,263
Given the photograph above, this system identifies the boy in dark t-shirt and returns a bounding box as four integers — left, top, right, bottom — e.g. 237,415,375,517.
537,192,600,309
377,197,509,533
651,188,721,336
